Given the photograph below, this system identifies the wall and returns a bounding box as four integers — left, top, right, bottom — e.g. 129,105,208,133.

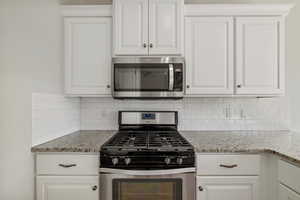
32,93,80,146
0,0,63,200
81,98,289,130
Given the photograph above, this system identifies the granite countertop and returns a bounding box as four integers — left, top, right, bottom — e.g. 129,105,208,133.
31,130,300,165
31,130,115,153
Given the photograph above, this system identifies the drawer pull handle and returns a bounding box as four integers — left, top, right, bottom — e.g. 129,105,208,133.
58,164,77,168
219,164,238,168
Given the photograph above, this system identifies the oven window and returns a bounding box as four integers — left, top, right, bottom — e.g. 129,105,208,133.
114,64,170,91
113,179,182,200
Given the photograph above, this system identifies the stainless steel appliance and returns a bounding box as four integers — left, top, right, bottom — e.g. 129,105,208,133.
100,111,195,200
112,57,184,99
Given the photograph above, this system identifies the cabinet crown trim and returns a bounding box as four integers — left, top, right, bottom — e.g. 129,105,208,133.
61,5,112,17
185,4,294,16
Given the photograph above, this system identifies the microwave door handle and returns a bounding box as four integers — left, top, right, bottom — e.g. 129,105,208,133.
169,64,174,91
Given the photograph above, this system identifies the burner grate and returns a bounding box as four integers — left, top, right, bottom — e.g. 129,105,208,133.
148,131,191,148
103,130,192,151
104,131,148,148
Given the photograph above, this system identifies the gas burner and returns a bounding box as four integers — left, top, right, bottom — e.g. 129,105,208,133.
127,137,136,146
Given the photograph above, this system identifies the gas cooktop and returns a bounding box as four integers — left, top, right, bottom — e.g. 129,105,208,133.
100,111,195,170
101,130,193,152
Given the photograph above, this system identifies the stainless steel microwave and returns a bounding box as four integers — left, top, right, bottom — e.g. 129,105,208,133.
112,57,184,99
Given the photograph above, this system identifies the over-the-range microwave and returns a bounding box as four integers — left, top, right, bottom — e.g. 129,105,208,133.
112,57,184,99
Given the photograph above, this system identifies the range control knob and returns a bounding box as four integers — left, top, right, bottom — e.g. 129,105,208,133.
177,157,183,165
112,157,119,166
124,157,131,165
165,157,171,165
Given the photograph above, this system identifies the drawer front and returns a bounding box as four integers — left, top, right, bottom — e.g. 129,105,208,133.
197,154,260,175
278,160,300,193
36,154,99,175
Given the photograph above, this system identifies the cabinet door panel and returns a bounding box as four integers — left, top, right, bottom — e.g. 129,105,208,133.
149,0,183,55
64,17,111,96
185,17,234,95
236,17,285,95
37,176,98,200
197,176,259,200
113,0,148,55
279,183,300,200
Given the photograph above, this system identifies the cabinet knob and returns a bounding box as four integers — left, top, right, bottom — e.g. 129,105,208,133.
186,85,190,89
92,185,98,191
237,84,242,88
149,43,153,48
107,85,111,89
143,43,147,48
198,186,204,191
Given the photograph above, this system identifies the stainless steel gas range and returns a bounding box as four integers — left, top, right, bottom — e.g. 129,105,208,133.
100,111,195,200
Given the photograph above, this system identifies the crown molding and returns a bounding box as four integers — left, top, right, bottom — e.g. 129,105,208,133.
185,4,294,17
61,5,112,16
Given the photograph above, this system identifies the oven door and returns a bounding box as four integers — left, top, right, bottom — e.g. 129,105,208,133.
100,168,195,200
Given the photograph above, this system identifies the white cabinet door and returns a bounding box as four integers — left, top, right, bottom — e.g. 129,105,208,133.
236,17,285,95
197,176,259,200
148,0,183,55
185,17,234,95
64,17,111,96
113,0,148,55
279,183,300,200
37,176,99,200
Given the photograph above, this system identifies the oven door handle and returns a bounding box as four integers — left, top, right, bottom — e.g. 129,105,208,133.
169,64,174,91
100,167,196,176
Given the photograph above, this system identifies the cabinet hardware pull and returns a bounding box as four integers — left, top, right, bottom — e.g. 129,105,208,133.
186,85,190,89
198,186,204,191
107,85,111,89
92,185,98,191
58,164,77,168
149,43,153,48
219,164,238,168
143,43,147,48
237,84,242,88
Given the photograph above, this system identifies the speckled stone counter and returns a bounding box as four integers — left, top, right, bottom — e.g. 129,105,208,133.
31,130,300,165
181,131,300,164
31,130,115,153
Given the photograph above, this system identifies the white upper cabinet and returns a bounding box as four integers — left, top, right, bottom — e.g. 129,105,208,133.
113,0,148,55
113,0,183,56
149,0,183,55
185,17,234,95
63,6,112,97
236,17,285,95
184,4,293,97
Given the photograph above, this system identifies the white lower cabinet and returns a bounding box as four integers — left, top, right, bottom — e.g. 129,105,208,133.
36,154,99,200
197,176,259,200
279,183,300,200
278,160,300,200
37,176,99,200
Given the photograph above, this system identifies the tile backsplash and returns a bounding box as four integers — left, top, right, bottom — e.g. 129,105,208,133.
32,93,80,146
80,97,289,131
